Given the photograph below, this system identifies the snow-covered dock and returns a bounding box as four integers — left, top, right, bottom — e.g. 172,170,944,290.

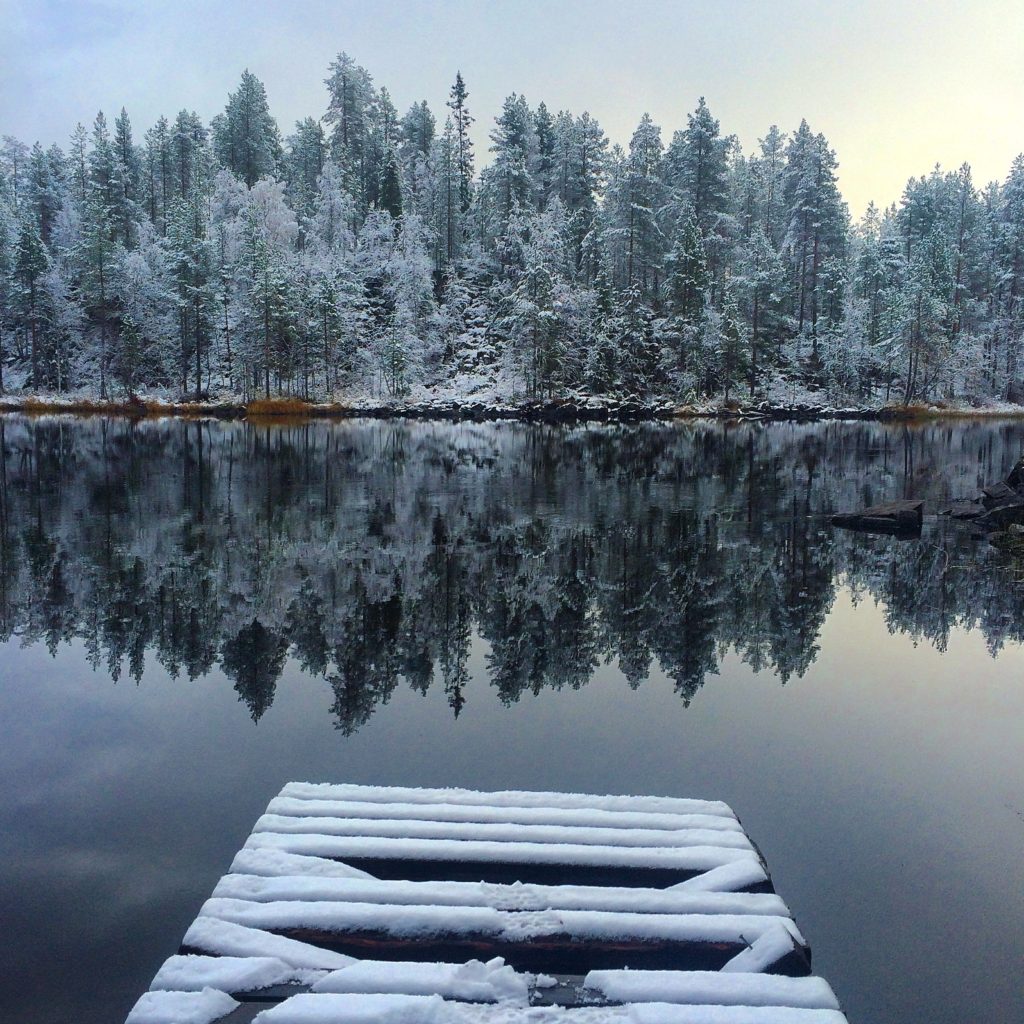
126,783,848,1023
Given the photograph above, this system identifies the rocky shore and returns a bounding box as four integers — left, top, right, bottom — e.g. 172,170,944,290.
0,394,976,424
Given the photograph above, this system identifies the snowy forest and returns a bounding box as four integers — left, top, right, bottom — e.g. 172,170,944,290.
2,54,1024,407
2,417,1022,730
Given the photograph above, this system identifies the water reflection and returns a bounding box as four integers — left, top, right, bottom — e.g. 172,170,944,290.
1,416,1021,732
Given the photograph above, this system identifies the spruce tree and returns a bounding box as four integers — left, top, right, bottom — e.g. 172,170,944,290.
378,146,403,220
14,218,48,388
214,71,281,188
447,72,475,213
324,52,377,212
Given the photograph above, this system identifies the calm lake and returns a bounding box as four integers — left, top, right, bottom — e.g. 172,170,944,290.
1,415,1023,1024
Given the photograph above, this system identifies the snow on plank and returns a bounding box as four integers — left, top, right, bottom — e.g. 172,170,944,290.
196,896,807,972
251,813,755,851
130,783,848,1023
279,783,735,819
212,873,791,918
583,971,841,1010
242,831,761,889
199,897,805,951
265,795,745,834
250,993,849,1024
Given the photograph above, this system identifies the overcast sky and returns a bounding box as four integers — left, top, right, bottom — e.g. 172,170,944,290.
2,0,1022,217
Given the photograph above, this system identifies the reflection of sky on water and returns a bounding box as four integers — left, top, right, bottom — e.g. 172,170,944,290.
2,590,1023,1024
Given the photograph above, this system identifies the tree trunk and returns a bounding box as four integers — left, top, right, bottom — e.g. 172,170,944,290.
750,287,759,396
195,292,202,401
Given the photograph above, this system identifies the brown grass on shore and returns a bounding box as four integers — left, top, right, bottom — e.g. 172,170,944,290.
1,395,149,417
880,401,1024,421
245,397,317,416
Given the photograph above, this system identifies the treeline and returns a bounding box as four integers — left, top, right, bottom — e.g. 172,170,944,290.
1,54,1023,405
1,417,1022,729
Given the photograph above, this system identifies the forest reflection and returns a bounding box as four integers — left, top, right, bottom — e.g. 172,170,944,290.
1,415,1022,733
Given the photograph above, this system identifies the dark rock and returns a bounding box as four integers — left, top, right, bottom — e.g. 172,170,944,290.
973,500,1024,531
832,499,924,535
1005,456,1024,492
942,501,985,521
982,481,1018,508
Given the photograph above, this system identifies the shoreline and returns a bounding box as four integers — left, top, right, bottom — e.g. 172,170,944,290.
2,395,1024,425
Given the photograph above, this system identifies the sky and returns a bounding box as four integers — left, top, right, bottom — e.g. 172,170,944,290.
1,0,1023,217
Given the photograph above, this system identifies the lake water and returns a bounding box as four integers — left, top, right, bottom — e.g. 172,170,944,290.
1,415,1023,1024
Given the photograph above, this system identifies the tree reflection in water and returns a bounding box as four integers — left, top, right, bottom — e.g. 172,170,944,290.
1,416,1022,732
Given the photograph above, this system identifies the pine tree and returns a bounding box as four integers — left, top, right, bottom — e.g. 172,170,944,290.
378,146,403,220
753,125,788,248
0,198,14,392
238,178,298,397
26,143,63,247
0,137,30,212
604,114,667,300
213,71,282,188
68,123,89,205
113,108,142,205
170,110,209,202
666,98,731,237
324,52,377,214
447,72,475,213
783,123,848,362
996,155,1024,391
431,119,461,268
487,94,535,229
89,112,134,245
14,218,48,388
400,101,435,162
143,116,172,231
551,111,609,280
533,102,556,210
40,264,83,391
284,117,326,221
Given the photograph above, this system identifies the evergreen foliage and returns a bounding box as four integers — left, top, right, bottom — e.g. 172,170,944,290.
1,57,1022,406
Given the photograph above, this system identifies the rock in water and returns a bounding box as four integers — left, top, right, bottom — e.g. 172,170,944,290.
941,501,985,521
831,500,924,535
1005,456,1024,492
982,481,1019,508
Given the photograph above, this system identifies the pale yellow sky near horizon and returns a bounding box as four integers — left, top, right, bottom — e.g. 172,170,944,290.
1,0,1022,218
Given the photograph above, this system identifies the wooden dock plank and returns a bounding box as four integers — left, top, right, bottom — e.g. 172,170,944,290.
243,831,759,871
265,795,745,833
211,873,792,917
278,783,736,819
247,993,849,1023
251,813,755,850
198,897,806,950
127,783,848,1024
